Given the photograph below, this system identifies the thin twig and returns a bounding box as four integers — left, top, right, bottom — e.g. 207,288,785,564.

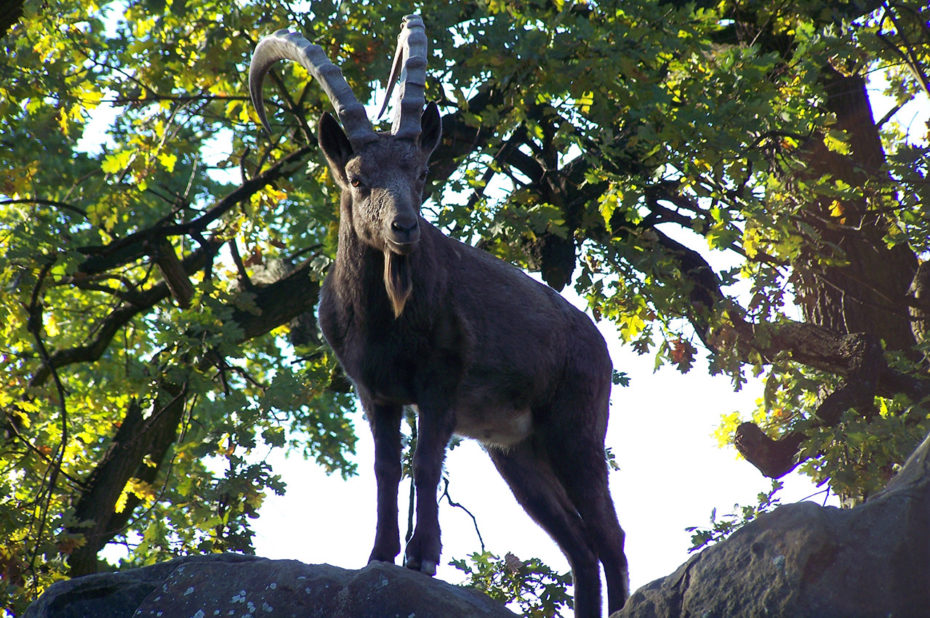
0,198,87,218
24,257,71,597
883,3,930,98
405,412,417,545
4,419,85,489
441,476,485,553
228,238,253,289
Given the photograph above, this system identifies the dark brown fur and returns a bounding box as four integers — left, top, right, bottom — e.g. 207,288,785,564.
316,106,629,616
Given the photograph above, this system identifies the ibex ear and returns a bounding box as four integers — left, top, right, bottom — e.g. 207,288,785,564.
318,112,354,187
418,102,442,157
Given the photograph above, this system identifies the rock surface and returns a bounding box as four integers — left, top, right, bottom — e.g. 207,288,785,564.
24,554,517,618
614,432,930,618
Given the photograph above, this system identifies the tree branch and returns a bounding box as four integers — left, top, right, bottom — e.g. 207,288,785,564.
880,3,930,98
441,477,485,553
599,216,930,478
76,145,312,275
24,258,71,594
0,0,24,37
30,239,223,387
0,198,87,218
429,86,509,192
229,260,321,342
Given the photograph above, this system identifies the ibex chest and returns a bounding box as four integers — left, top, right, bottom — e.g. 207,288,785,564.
322,312,447,406
354,334,419,404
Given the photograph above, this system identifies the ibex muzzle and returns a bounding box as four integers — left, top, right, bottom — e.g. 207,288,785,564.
388,215,420,252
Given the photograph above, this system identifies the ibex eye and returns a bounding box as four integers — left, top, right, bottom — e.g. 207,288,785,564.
351,178,361,187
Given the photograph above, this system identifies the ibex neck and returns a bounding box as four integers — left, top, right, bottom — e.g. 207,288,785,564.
332,212,419,324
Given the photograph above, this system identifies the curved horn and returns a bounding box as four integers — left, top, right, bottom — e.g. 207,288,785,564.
249,29,376,147
378,15,427,141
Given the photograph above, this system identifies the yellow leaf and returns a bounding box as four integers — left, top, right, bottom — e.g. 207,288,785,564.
101,150,133,174
742,226,762,258
598,192,619,231
57,108,70,136
266,188,287,203
714,411,742,450
114,488,128,513
158,151,177,172
576,91,594,114
134,16,155,37
619,313,646,342
81,88,103,109
822,129,850,155
45,314,60,337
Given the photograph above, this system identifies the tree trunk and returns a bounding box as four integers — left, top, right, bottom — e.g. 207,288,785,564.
64,259,323,574
68,382,187,576
792,70,917,351
0,0,24,37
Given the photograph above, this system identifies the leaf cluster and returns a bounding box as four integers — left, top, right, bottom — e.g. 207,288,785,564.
451,550,573,617
686,479,784,553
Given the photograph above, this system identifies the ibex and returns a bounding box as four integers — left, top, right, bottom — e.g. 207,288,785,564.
249,15,629,616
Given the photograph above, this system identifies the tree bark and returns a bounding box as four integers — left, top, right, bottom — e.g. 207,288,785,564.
0,0,24,38
791,69,917,351
68,383,187,576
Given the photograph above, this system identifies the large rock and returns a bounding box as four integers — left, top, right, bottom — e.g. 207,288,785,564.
615,432,930,617
24,554,517,618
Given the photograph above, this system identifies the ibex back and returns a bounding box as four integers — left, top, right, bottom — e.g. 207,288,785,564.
249,15,629,616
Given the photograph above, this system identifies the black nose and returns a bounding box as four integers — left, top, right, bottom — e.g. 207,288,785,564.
391,219,418,234
391,218,419,241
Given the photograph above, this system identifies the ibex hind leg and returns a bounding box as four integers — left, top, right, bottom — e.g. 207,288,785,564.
542,411,629,613
487,443,602,618
571,470,628,613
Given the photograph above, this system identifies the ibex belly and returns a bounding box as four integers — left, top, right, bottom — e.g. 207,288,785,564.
453,406,533,449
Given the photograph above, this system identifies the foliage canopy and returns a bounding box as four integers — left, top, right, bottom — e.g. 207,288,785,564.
1,0,928,612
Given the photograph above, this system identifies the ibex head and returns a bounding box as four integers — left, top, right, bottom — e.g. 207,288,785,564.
249,15,442,316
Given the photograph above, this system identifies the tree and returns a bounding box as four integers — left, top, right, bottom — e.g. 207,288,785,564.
1,0,928,613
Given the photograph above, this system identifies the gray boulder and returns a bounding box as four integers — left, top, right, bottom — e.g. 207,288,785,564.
24,554,517,618
615,432,930,617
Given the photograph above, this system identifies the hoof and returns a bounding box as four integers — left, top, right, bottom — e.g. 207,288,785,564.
420,559,437,576
368,556,395,566
404,556,437,576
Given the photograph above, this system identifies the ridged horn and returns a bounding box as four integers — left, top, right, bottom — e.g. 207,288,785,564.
377,15,427,141
249,29,377,147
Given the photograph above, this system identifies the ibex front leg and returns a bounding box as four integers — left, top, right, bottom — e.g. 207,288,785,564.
367,401,404,564
404,407,455,575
